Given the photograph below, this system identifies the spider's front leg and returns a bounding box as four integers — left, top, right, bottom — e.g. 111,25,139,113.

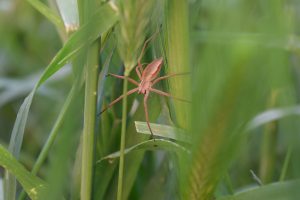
106,73,139,86
135,65,142,80
143,92,154,138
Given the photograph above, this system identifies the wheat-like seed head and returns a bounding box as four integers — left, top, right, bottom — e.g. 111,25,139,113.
117,0,155,75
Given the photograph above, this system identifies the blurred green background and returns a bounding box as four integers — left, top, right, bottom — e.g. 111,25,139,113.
0,0,62,154
1,0,300,200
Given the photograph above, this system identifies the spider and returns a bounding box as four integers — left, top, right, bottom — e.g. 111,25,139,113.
99,33,190,137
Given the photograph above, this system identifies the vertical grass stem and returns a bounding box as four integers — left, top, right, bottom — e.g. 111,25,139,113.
117,75,128,200
81,42,99,200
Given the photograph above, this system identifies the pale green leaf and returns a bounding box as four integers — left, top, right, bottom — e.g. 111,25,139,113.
218,180,300,200
135,121,191,143
56,0,79,32
247,106,300,131
97,139,189,164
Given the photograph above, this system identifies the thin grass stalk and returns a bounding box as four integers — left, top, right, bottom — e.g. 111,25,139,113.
81,42,99,200
117,77,128,200
17,78,81,200
279,145,293,181
78,0,99,198
33,81,81,175
259,91,278,183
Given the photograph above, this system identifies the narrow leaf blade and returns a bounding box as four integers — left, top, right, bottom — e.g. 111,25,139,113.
218,180,300,200
5,3,118,199
0,145,47,200
97,139,189,164
135,121,191,143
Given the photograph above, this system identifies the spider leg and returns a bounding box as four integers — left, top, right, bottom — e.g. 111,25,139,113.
152,72,190,86
143,92,154,138
135,63,150,80
106,73,139,86
98,87,139,116
137,30,160,65
135,66,142,80
149,88,191,103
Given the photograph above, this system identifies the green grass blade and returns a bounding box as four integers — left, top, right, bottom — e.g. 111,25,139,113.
40,90,83,200
97,139,189,164
5,3,118,199
79,1,114,199
279,146,293,182
117,77,128,200
135,121,191,143
0,145,47,200
164,0,191,129
247,106,300,131
5,91,35,200
26,0,64,30
218,180,300,200
116,93,162,200
37,4,118,87
81,40,99,200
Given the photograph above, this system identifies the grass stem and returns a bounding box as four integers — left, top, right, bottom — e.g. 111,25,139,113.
17,78,81,200
279,145,293,182
117,75,129,200
81,42,99,200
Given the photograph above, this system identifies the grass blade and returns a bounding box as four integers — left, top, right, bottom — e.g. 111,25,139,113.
5,91,35,200
164,0,191,129
97,139,189,164
80,40,99,200
247,106,300,131
26,0,64,30
135,121,191,143
0,145,47,200
218,180,300,200
5,3,118,199
40,89,83,200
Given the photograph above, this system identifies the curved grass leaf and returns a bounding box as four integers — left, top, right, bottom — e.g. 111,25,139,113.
247,106,300,131
26,0,64,29
5,3,118,199
218,180,300,200
0,145,47,200
96,139,189,164
135,121,191,143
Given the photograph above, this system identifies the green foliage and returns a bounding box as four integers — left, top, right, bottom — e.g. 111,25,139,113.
1,1,300,200
218,180,300,200
0,145,47,200
117,0,156,73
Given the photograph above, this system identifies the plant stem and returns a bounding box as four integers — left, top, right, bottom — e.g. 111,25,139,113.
165,0,190,129
279,145,293,181
117,75,129,200
17,80,80,200
34,85,80,174
259,91,278,183
81,42,99,200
